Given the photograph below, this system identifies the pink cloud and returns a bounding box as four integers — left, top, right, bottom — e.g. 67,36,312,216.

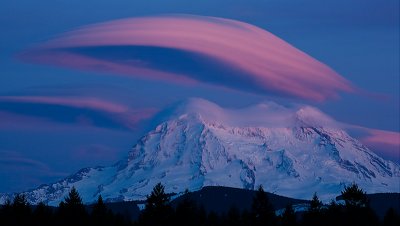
359,129,400,161
0,96,158,130
0,96,128,113
20,15,355,101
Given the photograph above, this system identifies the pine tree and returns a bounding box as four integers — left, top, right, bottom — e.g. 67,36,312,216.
383,207,400,226
324,200,344,226
1,199,12,225
64,186,84,208
33,202,53,226
139,183,173,226
11,194,31,225
175,190,199,226
12,194,30,214
92,195,107,216
281,204,296,226
145,183,170,210
340,183,379,226
251,185,276,226
302,192,323,226
309,192,322,213
59,187,87,226
341,183,368,208
92,195,110,226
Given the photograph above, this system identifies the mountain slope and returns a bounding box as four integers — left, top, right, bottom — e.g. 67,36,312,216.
1,98,399,205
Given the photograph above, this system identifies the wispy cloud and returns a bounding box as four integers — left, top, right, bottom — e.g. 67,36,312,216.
19,15,355,101
0,96,157,131
0,151,52,172
358,128,400,161
0,96,128,113
0,150,68,193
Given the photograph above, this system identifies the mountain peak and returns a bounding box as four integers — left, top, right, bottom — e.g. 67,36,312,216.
295,106,336,128
166,98,337,129
1,98,398,205
170,97,224,120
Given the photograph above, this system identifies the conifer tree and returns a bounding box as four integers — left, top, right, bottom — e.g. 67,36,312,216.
92,195,111,226
341,183,368,208
145,183,170,210
302,192,323,226
11,194,31,225
281,204,296,226
33,202,53,226
1,198,13,225
92,195,107,216
140,183,173,226
251,185,276,226
64,186,84,208
175,190,199,226
383,207,400,226
59,187,87,226
12,194,30,214
309,192,322,213
325,200,343,226
340,183,378,226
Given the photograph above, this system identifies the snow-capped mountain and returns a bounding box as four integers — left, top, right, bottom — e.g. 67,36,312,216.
1,98,399,205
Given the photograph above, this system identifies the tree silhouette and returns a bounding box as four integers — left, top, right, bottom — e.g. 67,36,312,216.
323,200,344,226
175,190,200,226
11,194,31,226
383,207,400,226
33,202,53,226
12,194,30,214
59,187,87,226
146,183,170,210
251,185,276,226
139,183,173,226
281,204,296,226
64,187,84,208
92,195,107,217
309,192,322,213
340,183,378,226
341,183,368,208
0,199,12,225
302,192,323,226
91,195,111,226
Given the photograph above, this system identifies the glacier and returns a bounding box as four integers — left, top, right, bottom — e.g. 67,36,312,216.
1,98,399,205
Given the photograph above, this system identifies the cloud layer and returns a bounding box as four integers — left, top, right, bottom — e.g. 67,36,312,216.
359,128,400,161
0,96,156,131
0,150,68,193
20,15,354,101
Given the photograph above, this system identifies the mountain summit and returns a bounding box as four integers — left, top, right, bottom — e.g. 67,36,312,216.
2,98,399,205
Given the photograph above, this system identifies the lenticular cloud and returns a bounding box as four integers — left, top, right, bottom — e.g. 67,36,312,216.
20,15,354,101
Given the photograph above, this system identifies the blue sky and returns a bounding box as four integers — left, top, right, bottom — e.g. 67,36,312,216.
0,0,398,193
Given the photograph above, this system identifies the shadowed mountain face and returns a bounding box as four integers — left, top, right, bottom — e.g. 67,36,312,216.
1,98,399,205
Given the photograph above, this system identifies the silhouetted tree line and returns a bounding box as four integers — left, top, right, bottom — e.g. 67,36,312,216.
0,187,130,226
0,183,399,226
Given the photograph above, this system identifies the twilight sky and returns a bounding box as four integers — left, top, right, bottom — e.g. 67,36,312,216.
0,0,399,193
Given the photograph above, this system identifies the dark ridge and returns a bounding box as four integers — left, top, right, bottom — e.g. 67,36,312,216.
171,186,309,214
337,192,400,219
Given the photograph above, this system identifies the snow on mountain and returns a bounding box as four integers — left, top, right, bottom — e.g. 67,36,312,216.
1,98,399,205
